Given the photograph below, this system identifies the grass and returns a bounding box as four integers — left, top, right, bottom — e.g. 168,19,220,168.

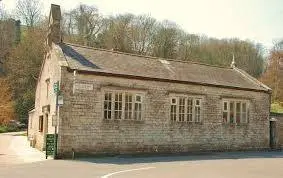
0,125,21,133
271,102,283,114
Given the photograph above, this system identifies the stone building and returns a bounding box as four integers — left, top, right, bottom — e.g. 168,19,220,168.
28,4,272,157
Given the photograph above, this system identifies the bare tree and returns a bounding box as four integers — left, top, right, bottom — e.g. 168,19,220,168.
16,0,42,27
66,4,106,46
129,15,156,55
151,20,180,59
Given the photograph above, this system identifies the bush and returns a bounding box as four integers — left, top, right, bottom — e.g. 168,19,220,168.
0,125,20,133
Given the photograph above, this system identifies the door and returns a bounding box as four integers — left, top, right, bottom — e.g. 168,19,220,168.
270,120,277,149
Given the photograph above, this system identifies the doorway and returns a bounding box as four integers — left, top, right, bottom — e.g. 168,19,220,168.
270,120,277,149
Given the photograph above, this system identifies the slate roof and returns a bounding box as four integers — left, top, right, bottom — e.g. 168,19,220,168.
59,43,270,92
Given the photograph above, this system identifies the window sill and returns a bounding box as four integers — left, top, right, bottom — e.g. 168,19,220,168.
103,119,145,124
170,121,203,125
222,123,249,127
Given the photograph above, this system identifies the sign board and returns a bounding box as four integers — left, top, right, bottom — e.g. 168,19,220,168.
45,134,57,158
53,82,59,94
74,83,93,91
58,95,63,106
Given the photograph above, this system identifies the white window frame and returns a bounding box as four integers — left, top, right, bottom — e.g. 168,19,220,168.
170,97,177,121
222,99,249,124
102,90,144,121
134,94,142,120
187,98,193,122
194,99,201,123
223,101,228,123
178,97,186,122
103,92,112,120
124,93,134,120
170,95,203,123
114,92,123,120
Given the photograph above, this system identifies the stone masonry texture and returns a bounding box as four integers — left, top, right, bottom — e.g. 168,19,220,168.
56,67,270,157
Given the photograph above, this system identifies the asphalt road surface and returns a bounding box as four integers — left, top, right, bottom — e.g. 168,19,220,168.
1,132,283,178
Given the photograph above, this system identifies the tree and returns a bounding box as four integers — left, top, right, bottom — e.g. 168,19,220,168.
5,28,46,122
61,5,266,78
0,77,14,124
62,4,106,46
0,5,21,75
16,0,42,27
260,41,283,103
128,15,156,55
103,14,135,52
151,21,180,59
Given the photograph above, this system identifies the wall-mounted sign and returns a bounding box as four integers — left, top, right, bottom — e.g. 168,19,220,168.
58,95,63,106
53,82,59,94
73,83,93,91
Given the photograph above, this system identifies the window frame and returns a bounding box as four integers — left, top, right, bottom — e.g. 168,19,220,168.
39,115,43,132
102,90,145,121
222,99,249,124
170,97,177,121
103,92,112,120
169,94,203,123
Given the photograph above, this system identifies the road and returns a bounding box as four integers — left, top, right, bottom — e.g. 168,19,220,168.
1,132,283,178
0,131,46,165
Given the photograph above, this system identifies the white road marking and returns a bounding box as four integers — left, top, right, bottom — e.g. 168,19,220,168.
101,167,156,178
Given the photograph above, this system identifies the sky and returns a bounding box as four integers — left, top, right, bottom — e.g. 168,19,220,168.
1,0,283,49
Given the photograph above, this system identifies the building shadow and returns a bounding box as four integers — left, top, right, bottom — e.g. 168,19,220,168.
74,151,283,165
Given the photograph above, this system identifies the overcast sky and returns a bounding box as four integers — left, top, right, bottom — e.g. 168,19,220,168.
1,0,283,49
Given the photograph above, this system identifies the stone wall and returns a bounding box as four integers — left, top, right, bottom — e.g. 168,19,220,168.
270,113,283,149
28,44,63,151
57,68,271,157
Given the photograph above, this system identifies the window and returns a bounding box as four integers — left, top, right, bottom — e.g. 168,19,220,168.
170,98,177,121
104,92,112,119
195,99,201,122
46,79,50,98
187,98,193,122
39,116,43,132
229,101,234,123
134,95,142,120
125,93,133,120
223,101,228,123
222,100,249,124
114,93,122,120
170,96,202,122
241,103,247,123
103,91,143,120
178,97,185,122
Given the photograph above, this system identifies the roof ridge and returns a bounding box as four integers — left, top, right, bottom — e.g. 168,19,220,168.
63,42,231,69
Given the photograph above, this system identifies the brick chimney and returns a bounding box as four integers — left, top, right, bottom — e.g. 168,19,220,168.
47,4,62,46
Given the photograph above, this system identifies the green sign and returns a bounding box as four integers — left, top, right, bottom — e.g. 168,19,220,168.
46,134,57,158
53,82,59,94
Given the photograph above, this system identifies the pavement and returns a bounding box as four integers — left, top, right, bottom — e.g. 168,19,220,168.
0,131,47,166
1,132,283,178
